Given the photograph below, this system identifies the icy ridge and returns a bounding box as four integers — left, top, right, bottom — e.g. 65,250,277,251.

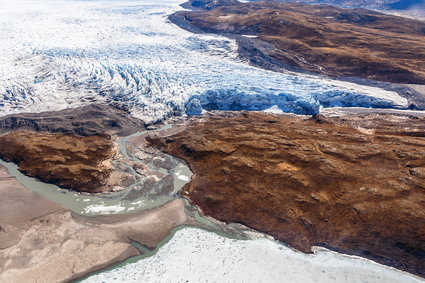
0,0,408,123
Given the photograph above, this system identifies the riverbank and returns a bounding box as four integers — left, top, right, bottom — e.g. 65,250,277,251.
0,115,201,282
0,164,194,282
0,114,248,282
2,109,425,282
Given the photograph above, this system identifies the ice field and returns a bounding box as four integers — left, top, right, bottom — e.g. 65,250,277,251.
0,0,408,122
83,227,422,283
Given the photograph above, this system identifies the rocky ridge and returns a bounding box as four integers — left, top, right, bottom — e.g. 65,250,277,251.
0,104,145,137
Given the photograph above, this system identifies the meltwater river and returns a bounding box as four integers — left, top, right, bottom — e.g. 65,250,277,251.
0,119,421,282
0,0,422,282
1,127,422,283
0,125,193,216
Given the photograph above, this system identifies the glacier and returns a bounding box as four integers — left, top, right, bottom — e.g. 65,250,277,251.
0,0,408,123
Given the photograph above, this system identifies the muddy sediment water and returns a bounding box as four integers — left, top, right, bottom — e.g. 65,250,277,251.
0,157,191,216
1,121,424,283
0,125,192,216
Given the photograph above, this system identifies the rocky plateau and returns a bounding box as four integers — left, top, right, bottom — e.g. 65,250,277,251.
149,111,425,278
0,1,425,281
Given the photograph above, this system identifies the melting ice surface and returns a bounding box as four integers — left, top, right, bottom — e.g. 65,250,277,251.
83,227,422,283
0,0,408,122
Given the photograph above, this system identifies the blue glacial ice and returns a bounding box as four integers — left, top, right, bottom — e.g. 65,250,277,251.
0,0,408,122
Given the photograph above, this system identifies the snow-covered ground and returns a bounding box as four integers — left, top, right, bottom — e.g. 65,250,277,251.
83,227,422,283
0,0,408,123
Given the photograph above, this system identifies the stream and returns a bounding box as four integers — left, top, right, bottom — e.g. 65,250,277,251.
0,125,193,216
1,125,423,283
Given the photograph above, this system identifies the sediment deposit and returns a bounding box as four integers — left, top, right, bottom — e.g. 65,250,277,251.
150,111,425,277
0,165,190,283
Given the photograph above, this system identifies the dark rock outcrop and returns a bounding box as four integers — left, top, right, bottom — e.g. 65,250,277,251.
0,104,144,137
183,0,241,10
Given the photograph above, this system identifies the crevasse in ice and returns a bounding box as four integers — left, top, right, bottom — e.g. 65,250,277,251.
0,0,408,122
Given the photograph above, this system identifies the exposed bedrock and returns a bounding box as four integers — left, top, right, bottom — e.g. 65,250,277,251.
0,104,145,137
149,111,425,278
0,131,117,193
